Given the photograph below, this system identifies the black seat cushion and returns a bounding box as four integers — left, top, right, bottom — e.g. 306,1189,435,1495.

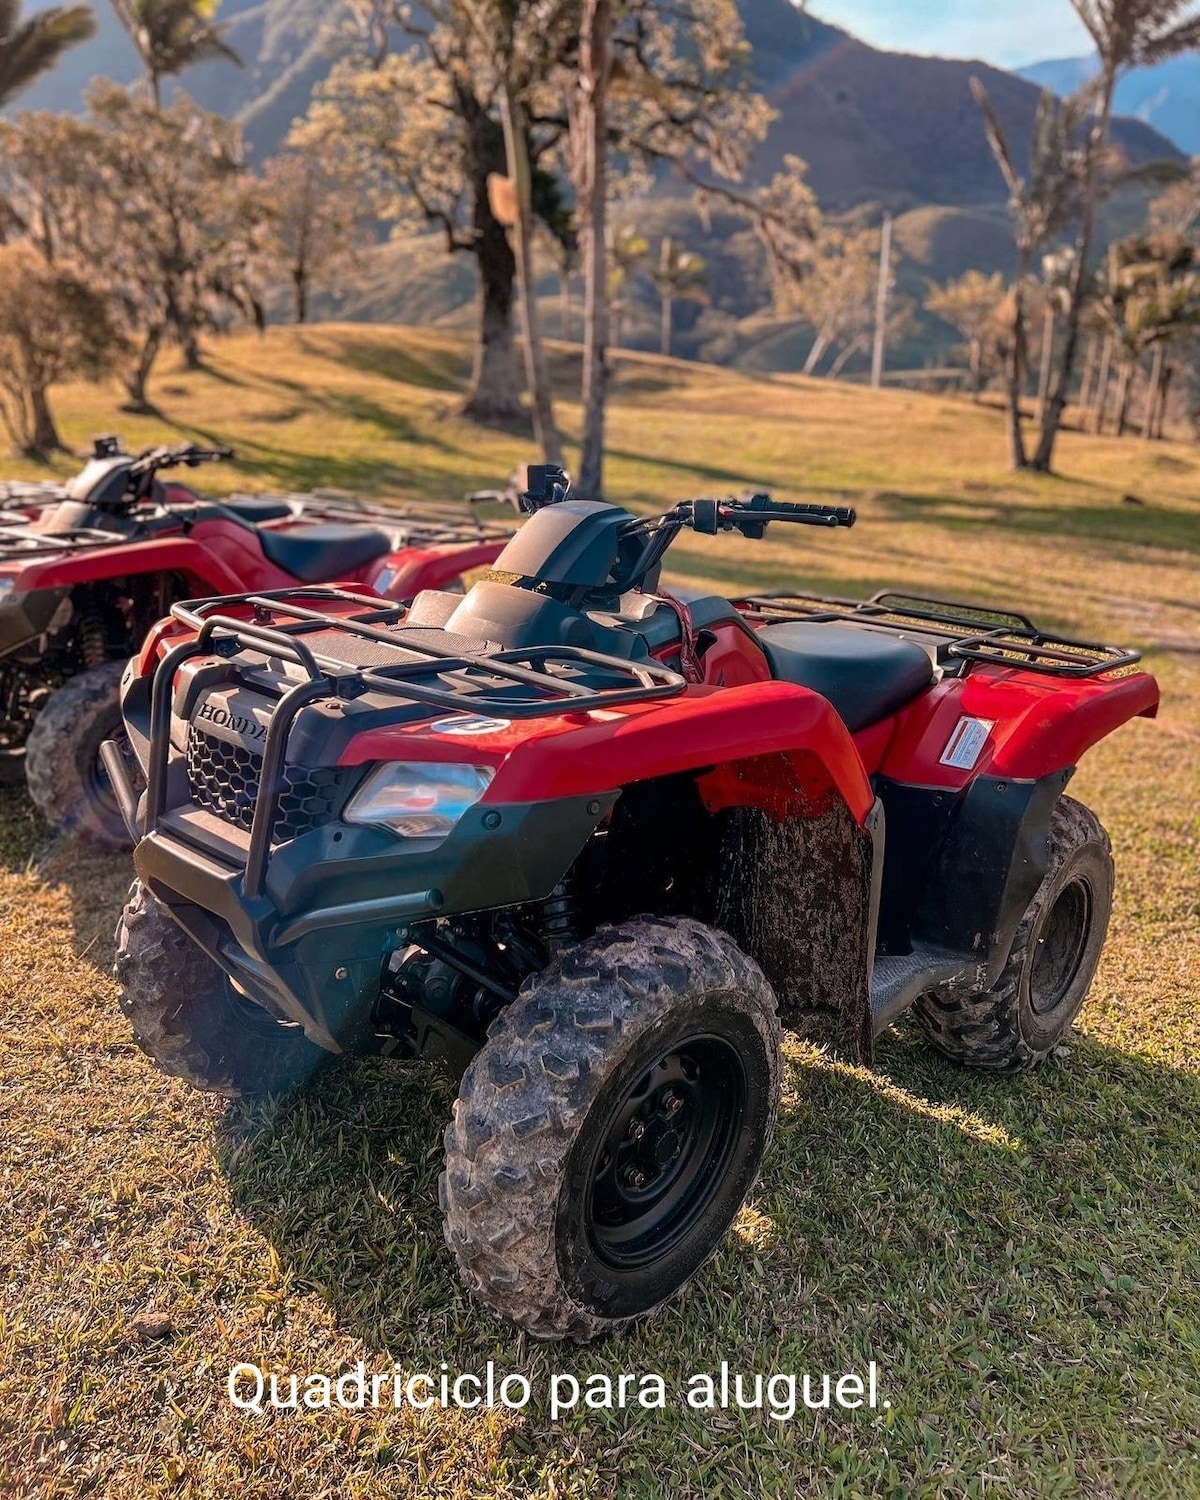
758,622,934,731
221,498,294,524
259,524,392,583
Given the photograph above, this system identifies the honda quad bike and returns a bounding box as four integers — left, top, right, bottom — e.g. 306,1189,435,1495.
0,438,515,845
108,467,1159,1342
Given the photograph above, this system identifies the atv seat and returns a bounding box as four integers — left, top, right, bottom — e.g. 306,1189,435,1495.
259,524,392,582
758,622,934,731
221,498,294,524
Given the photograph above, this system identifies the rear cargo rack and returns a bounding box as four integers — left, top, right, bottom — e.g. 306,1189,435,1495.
148,587,686,897
0,525,126,555
734,590,1142,679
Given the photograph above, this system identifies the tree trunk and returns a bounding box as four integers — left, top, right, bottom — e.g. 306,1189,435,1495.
1142,344,1164,441
1112,361,1132,437
968,336,982,400
27,385,63,459
659,236,674,358
294,268,309,325
462,164,524,426
803,330,830,377
1006,261,1030,470
1036,303,1056,426
575,0,611,499
498,83,562,466
1092,335,1113,434
828,340,860,379
122,325,164,414
1032,68,1116,472
1155,364,1174,440
1079,335,1099,419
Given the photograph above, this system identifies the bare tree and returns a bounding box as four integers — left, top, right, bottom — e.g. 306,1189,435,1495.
260,149,367,325
925,270,1008,398
973,79,1094,468
1032,0,1200,471
572,0,612,497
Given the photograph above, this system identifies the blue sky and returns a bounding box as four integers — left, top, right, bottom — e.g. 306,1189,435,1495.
808,2,1093,69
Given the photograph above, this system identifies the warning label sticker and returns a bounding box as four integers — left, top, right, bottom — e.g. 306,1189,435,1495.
939,716,996,771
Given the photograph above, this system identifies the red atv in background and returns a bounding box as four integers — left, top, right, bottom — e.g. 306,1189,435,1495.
0,438,515,845
109,466,1158,1341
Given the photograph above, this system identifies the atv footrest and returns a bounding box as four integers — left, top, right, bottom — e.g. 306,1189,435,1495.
870,946,970,1035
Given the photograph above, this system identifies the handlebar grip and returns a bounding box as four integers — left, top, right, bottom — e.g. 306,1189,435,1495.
769,500,857,528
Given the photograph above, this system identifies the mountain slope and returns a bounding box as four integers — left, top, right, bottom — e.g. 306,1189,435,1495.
15,0,1185,203
741,0,1182,211
1020,53,1200,154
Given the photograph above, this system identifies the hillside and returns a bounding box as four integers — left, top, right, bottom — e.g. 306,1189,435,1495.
18,0,1184,200
1021,52,1200,154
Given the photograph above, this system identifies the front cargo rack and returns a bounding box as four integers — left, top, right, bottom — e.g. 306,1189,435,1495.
147,588,687,896
734,590,1142,680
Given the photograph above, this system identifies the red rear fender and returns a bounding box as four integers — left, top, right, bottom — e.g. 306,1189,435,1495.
882,665,1160,789
372,542,510,600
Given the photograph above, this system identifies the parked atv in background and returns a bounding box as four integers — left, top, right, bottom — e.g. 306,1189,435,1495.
109,466,1159,1341
0,438,516,845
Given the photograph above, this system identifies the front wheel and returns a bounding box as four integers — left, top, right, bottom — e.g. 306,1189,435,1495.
913,797,1114,1074
115,881,331,1098
25,661,135,847
440,917,781,1342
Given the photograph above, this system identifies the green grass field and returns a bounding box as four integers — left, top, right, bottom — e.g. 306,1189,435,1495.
1,327,1197,1499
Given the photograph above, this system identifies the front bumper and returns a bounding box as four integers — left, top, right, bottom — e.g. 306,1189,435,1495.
109,722,612,1052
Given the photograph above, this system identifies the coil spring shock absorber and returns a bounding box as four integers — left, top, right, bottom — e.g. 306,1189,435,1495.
539,877,579,952
77,609,109,670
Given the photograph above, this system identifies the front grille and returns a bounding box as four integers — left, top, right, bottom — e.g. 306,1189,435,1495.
185,727,350,841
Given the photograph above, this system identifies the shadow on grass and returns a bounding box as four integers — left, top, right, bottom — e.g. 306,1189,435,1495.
209,1023,1197,1487
874,490,1200,554
318,335,466,395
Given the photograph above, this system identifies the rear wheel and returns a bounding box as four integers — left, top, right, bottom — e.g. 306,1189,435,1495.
913,797,1114,1073
115,880,330,1098
25,661,135,847
440,916,781,1341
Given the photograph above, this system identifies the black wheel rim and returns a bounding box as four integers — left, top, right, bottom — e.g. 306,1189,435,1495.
586,1035,747,1272
1030,877,1092,1016
88,726,143,826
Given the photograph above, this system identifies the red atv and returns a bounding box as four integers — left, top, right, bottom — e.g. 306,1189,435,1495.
0,438,514,844
109,467,1159,1341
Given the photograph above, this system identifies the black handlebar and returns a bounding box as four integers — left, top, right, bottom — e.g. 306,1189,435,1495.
683,495,856,537
130,443,235,479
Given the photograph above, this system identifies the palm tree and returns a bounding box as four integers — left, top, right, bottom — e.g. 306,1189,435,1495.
0,1,95,109
1032,0,1200,471
110,0,242,108
972,78,1092,468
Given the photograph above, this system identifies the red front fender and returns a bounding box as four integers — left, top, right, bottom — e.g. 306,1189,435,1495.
342,681,878,826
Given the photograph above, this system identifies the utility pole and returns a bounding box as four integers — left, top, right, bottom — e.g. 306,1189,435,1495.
871,212,893,389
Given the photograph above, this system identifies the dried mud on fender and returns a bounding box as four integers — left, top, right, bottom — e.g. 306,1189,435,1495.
712,802,875,1061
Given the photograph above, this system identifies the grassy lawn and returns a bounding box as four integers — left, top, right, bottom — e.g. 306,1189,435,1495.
0,326,1197,1498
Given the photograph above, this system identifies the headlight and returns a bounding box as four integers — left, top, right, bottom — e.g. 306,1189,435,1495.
344,762,494,842
0,578,15,601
